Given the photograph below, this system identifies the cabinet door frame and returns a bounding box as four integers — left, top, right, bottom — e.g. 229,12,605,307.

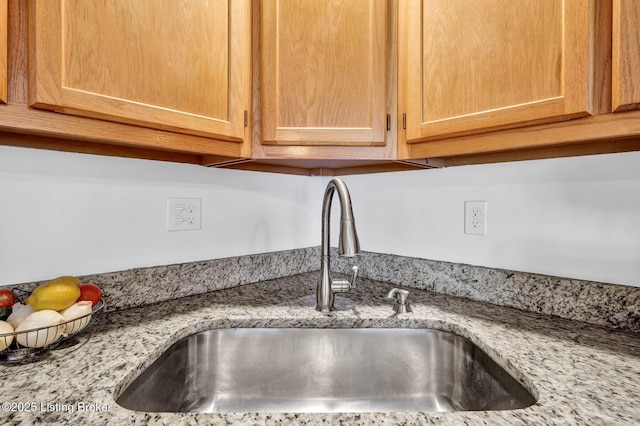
1,0,7,104
399,0,595,144
260,0,388,146
28,0,251,142
612,0,640,112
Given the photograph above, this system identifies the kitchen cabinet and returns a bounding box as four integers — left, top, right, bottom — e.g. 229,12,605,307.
612,0,640,112
1,0,7,104
3,0,640,175
256,0,394,161
28,0,251,147
399,0,596,146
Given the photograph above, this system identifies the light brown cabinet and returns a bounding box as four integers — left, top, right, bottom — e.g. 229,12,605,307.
29,0,251,148
253,0,399,165
1,0,7,104
612,0,640,112
2,0,640,175
399,0,596,146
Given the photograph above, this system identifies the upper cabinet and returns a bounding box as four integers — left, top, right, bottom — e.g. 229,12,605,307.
612,0,640,112
1,0,7,104
29,0,251,143
260,0,389,148
2,0,640,174
399,0,596,144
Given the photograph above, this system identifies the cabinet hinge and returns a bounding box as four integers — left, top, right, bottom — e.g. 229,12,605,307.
386,114,391,131
244,110,248,127
402,113,406,130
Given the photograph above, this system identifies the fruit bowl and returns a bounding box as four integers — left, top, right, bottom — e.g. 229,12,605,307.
0,289,105,363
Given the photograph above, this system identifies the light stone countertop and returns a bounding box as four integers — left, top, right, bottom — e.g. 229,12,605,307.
1,272,639,425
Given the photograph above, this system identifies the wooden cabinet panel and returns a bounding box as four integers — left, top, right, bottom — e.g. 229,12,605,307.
612,0,640,112
261,0,388,146
29,0,251,142
1,0,7,104
399,0,596,144
2,0,638,175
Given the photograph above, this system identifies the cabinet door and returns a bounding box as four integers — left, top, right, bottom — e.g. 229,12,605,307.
29,0,251,142
261,0,387,146
399,0,595,143
612,0,640,112
1,0,7,104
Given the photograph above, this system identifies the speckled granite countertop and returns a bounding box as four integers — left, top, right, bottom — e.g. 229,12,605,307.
1,272,639,425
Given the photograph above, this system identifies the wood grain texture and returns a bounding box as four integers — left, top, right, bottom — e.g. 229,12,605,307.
7,0,27,103
0,102,246,157
0,132,203,165
424,0,562,120
592,0,612,116
3,0,638,174
442,137,640,167
612,0,640,112
0,0,6,103
1,1,247,159
400,0,595,143
65,0,229,120
406,109,640,158
29,0,251,142
261,0,388,146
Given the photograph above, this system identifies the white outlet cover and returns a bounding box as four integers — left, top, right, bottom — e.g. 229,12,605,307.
464,201,487,235
167,198,201,231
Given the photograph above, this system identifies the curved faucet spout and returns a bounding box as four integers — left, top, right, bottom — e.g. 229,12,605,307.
318,178,361,312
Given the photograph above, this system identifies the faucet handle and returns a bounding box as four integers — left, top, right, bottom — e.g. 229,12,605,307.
348,265,359,289
331,265,359,293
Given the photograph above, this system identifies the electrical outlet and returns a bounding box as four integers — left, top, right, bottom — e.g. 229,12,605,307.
464,201,487,235
167,198,201,231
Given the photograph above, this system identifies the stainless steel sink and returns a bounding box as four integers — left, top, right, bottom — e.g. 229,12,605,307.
116,328,536,413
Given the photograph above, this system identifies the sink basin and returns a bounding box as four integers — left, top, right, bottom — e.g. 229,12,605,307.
116,328,536,413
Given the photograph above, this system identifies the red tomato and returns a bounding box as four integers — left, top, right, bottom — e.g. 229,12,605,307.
0,288,14,308
78,283,102,307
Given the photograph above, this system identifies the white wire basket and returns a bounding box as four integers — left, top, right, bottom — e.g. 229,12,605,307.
0,289,104,363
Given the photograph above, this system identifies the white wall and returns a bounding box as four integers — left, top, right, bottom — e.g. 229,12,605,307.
2,144,639,288
0,146,318,285
333,151,640,287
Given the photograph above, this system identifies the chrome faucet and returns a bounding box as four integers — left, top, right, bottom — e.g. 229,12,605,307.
317,178,360,312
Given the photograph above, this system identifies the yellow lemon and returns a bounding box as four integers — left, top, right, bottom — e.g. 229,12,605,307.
46,276,82,287
26,276,81,311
